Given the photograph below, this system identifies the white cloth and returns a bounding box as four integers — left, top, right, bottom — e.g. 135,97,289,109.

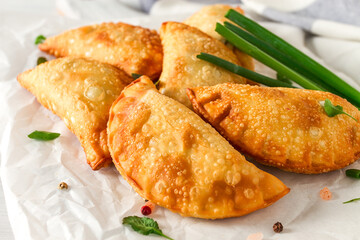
243,0,360,41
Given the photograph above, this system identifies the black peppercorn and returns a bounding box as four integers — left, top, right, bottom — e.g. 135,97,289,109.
273,222,283,233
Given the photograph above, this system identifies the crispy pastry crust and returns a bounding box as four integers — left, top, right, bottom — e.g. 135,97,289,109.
158,21,246,108
184,4,255,82
17,57,132,170
108,76,289,219
39,22,163,80
187,83,360,174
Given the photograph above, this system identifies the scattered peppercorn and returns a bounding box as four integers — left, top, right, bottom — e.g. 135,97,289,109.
273,222,283,233
319,187,332,200
246,232,263,240
141,205,152,215
58,182,68,190
141,201,155,215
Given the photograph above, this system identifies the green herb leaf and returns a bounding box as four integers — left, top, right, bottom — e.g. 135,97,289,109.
37,57,47,65
123,216,173,240
322,99,357,122
35,35,46,45
131,73,142,79
345,169,360,179
28,130,60,141
343,198,360,204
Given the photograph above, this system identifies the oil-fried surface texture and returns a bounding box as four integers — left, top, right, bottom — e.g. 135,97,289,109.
184,4,255,77
17,57,133,170
158,21,246,108
39,22,163,80
108,76,289,219
187,83,360,174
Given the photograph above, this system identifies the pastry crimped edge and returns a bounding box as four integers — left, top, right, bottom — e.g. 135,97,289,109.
108,77,289,219
187,87,360,174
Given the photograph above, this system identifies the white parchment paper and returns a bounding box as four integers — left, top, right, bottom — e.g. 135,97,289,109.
1,12,360,240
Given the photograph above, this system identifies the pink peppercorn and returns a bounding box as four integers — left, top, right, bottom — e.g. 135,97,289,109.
141,205,152,215
246,232,263,240
141,201,155,215
320,187,332,200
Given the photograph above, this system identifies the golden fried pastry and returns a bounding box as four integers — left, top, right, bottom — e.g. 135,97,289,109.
187,83,360,174
17,57,133,170
39,22,163,80
184,4,255,78
108,76,289,219
158,21,246,108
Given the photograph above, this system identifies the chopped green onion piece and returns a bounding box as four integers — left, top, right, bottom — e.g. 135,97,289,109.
322,99,357,122
35,35,46,45
37,57,47,65
28,130,60,141
131,73,142,79
343,198,360,204
215,23,323,91
224,21,344,97
345,169,360,178
225,22,311,78
197,53,295,88
276,73,292,85
154,79,160,86
225,9,360,108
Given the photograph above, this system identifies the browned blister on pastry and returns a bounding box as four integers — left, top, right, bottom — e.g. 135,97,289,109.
17,57,133,170
187,83,360,174
184,4,255,81
108,76,289,219
158,21,246,108
39,22,163,79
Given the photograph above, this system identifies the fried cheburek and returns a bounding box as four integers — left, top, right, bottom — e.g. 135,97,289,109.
187,83,360,174
107,76,289,219
184,4,254,73
39,22,163,79
17,57,133,170
158,21,246,108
